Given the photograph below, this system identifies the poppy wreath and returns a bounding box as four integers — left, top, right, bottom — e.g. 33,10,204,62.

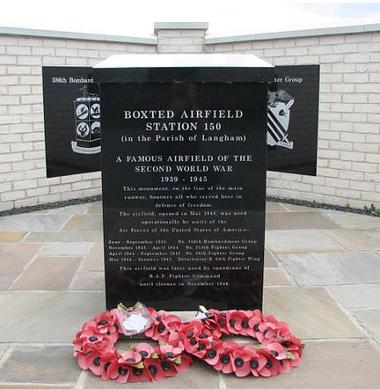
145,307,303,378
73,306,303,383
73,309,192,383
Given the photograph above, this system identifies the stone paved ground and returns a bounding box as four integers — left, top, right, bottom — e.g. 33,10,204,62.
0,201,380,388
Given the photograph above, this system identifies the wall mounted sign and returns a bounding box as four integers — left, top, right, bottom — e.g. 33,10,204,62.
42,66,101,178
266,65,320,176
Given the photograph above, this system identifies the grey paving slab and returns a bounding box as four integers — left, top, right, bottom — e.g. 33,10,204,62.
24,231,103,242
10,256,81,290
328,284,380,308
265,202,287,212
351,308,380,343
70,271,105,290
0,345,80,384
0,344,9,361
323,210,380,230
28,215,70,231
0,384,75,389
325,229,380,250
0,214,70,232
266,230,343,253
264,248,278,267
0,243,41,290
62,215,102,231
280,203,322,212
222,340,380,389
278,251,380,286
0,214,31,231
263,287,362,339
266,212,339,230
264,268,292,285
0,243,41,272
0,291,105,342
81,241,104,271
0,232,26,242
82,359,219,389
87,201,102,214
0,274,18,290
39,242,92,257
48,204,90,215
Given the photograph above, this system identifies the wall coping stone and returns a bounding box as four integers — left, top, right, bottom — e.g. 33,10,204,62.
154,22,209,34
1,23,379,46
0,25,157,45
205,23,380,44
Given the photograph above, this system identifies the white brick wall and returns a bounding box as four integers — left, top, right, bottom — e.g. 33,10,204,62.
1,24,380,211
157,28,206,53
0,33,156,211
205,30,380,209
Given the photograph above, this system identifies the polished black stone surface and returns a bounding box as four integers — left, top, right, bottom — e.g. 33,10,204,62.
42,66,101,178
266,65,319,176
99,80,268,311
43,65,319,178
94,66,274,84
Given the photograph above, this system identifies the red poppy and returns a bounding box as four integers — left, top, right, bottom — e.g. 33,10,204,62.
107,361,130,383
174,353,193,372
190,337,213,359
256,323,277,344
145,358,166,382
246,315,262,338
127,366,150,383
262,342,286,360
99,351,118,380
159,359,178,378
226,310,252,336
230,348,251,377
181,321,207,353
180,319,204,337
145,309,181,340
133,342,155,359
118,350,142,366
257,352,281,377
213,341,239,374
242,346,266,377
278,358,291,373
281,336,302,352
85,350,116,377
203,340,224,366
274,321,294,342
75,329,116,355
204,310,229,336
94,310,118,334
76,351,94,370
82,328,117,345
164,332,185,354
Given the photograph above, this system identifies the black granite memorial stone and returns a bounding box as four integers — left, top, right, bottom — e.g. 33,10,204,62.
95,55,274,311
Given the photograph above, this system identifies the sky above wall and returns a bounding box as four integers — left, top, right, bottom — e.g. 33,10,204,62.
1,0,380,37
